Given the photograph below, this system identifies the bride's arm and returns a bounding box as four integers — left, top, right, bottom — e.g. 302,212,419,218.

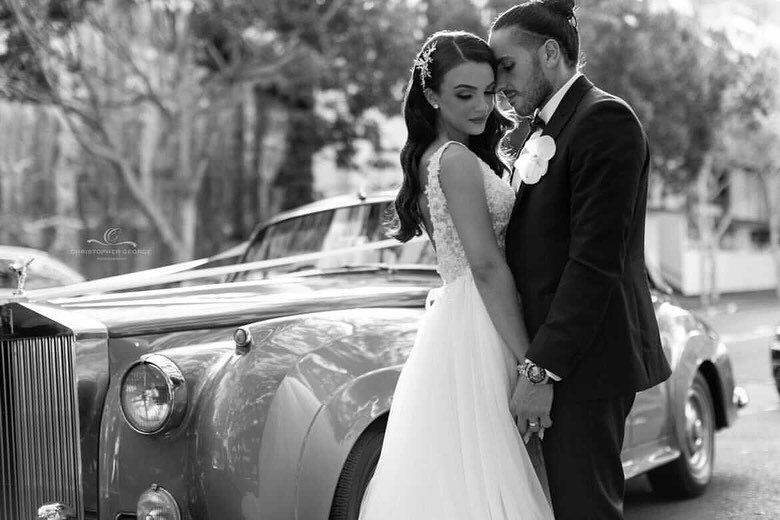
438,145,530,362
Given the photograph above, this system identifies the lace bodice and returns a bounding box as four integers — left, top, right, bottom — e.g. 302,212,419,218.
424,141,516,283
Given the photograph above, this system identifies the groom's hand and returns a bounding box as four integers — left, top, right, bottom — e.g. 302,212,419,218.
511,376,553,442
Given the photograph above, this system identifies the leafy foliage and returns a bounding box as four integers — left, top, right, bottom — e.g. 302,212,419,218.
576,0,740,187
720,48,780,173
1,0,779,272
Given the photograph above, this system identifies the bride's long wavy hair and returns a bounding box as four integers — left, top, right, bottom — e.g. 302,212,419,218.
390,31,515,243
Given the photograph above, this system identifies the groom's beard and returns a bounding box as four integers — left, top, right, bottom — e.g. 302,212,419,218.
512,61,554,117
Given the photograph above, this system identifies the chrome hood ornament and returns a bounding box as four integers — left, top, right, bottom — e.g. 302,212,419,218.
9,256,34,296
37,502,77,520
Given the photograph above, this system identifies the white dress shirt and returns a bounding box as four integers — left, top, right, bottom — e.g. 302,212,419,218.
511,72,583,192
537,71,583,126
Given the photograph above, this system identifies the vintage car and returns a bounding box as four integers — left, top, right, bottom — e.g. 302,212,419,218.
1,191,746,520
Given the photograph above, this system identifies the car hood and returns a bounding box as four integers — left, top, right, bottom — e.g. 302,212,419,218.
51,272,436,337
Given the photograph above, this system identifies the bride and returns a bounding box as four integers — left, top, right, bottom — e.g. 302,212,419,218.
358,31,554,519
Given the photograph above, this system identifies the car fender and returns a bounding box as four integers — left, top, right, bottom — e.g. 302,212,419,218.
295,366,400,520
188,314,365,520
98,316,355,519
237,307,418,519
98,333,237,517
662,306,735,454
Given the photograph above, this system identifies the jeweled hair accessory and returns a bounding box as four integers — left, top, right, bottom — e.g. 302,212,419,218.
414,40,437,89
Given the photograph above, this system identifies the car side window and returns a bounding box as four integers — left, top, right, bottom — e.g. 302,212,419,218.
233,200,437,281
369,202,436,266
253,210,336,262
365,202,391,243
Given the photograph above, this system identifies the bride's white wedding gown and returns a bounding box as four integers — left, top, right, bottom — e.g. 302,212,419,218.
359,141,554,519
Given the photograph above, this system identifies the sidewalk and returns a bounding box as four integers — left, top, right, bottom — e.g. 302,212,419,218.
674,289,780,314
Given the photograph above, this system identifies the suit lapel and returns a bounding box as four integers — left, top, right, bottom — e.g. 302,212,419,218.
512,75,595,210
540,75,594,141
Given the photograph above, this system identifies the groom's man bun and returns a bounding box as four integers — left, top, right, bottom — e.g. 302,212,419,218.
545,0,577,21
491,0,580,67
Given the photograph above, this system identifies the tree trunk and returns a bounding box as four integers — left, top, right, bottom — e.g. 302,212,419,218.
252,88,269,227
760,171,780,299
696,154,716,308
771,221,780,299
173,116,199,262
178,196,197,263
139,104,163,194
258,99,289,223
50,113,82,264
0,102,33,245
230,96,247,240
277,97,317,212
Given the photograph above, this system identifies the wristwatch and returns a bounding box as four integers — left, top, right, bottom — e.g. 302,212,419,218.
518,359,550,385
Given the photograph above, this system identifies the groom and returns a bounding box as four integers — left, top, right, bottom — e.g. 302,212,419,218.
489,2,672,518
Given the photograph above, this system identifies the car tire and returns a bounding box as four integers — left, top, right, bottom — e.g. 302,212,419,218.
329,422,385,520
648,371,715,499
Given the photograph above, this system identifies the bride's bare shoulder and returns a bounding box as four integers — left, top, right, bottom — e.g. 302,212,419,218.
438,142,478,170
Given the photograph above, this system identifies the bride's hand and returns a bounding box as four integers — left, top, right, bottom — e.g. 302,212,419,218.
510,376,553,442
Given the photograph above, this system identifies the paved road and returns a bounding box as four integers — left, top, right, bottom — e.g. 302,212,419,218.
625,300,780,520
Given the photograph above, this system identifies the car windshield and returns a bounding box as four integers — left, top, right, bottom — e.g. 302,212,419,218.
232,201,436,281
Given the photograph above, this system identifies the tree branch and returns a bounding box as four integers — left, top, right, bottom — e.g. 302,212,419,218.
191,115,223,197
715,212,733,239
91,13,174,122
6,0,65,99
316,0,347,32
712,176,730,200
74,61,162,107
59,112,183,252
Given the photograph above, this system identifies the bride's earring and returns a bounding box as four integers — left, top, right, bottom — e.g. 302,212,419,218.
432,103,439,109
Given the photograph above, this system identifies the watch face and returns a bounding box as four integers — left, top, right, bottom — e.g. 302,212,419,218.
528,365,546,384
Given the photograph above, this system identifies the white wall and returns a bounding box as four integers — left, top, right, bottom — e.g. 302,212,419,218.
680,249,778,295
646,211,687,289
729,169,767,222
646,210,778,295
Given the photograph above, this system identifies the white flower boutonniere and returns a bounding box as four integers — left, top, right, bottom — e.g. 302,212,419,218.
513,135,557,185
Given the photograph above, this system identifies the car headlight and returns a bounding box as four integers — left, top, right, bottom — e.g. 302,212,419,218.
120,354,187,435
137,484,181,520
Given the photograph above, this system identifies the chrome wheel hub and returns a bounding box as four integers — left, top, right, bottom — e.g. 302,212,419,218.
684,387,712,479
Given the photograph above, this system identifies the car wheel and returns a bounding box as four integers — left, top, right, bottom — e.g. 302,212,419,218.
648,371,715,499
329,422,385,520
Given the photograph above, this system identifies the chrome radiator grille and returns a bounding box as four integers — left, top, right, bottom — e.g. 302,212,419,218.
1,336,83,520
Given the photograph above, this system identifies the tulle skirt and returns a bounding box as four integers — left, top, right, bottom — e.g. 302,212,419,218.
359,272,554,520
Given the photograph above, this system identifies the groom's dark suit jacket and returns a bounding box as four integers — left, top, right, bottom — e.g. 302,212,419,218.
506,75,672,401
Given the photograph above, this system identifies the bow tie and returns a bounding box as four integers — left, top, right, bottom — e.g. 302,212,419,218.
528,114,545,134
